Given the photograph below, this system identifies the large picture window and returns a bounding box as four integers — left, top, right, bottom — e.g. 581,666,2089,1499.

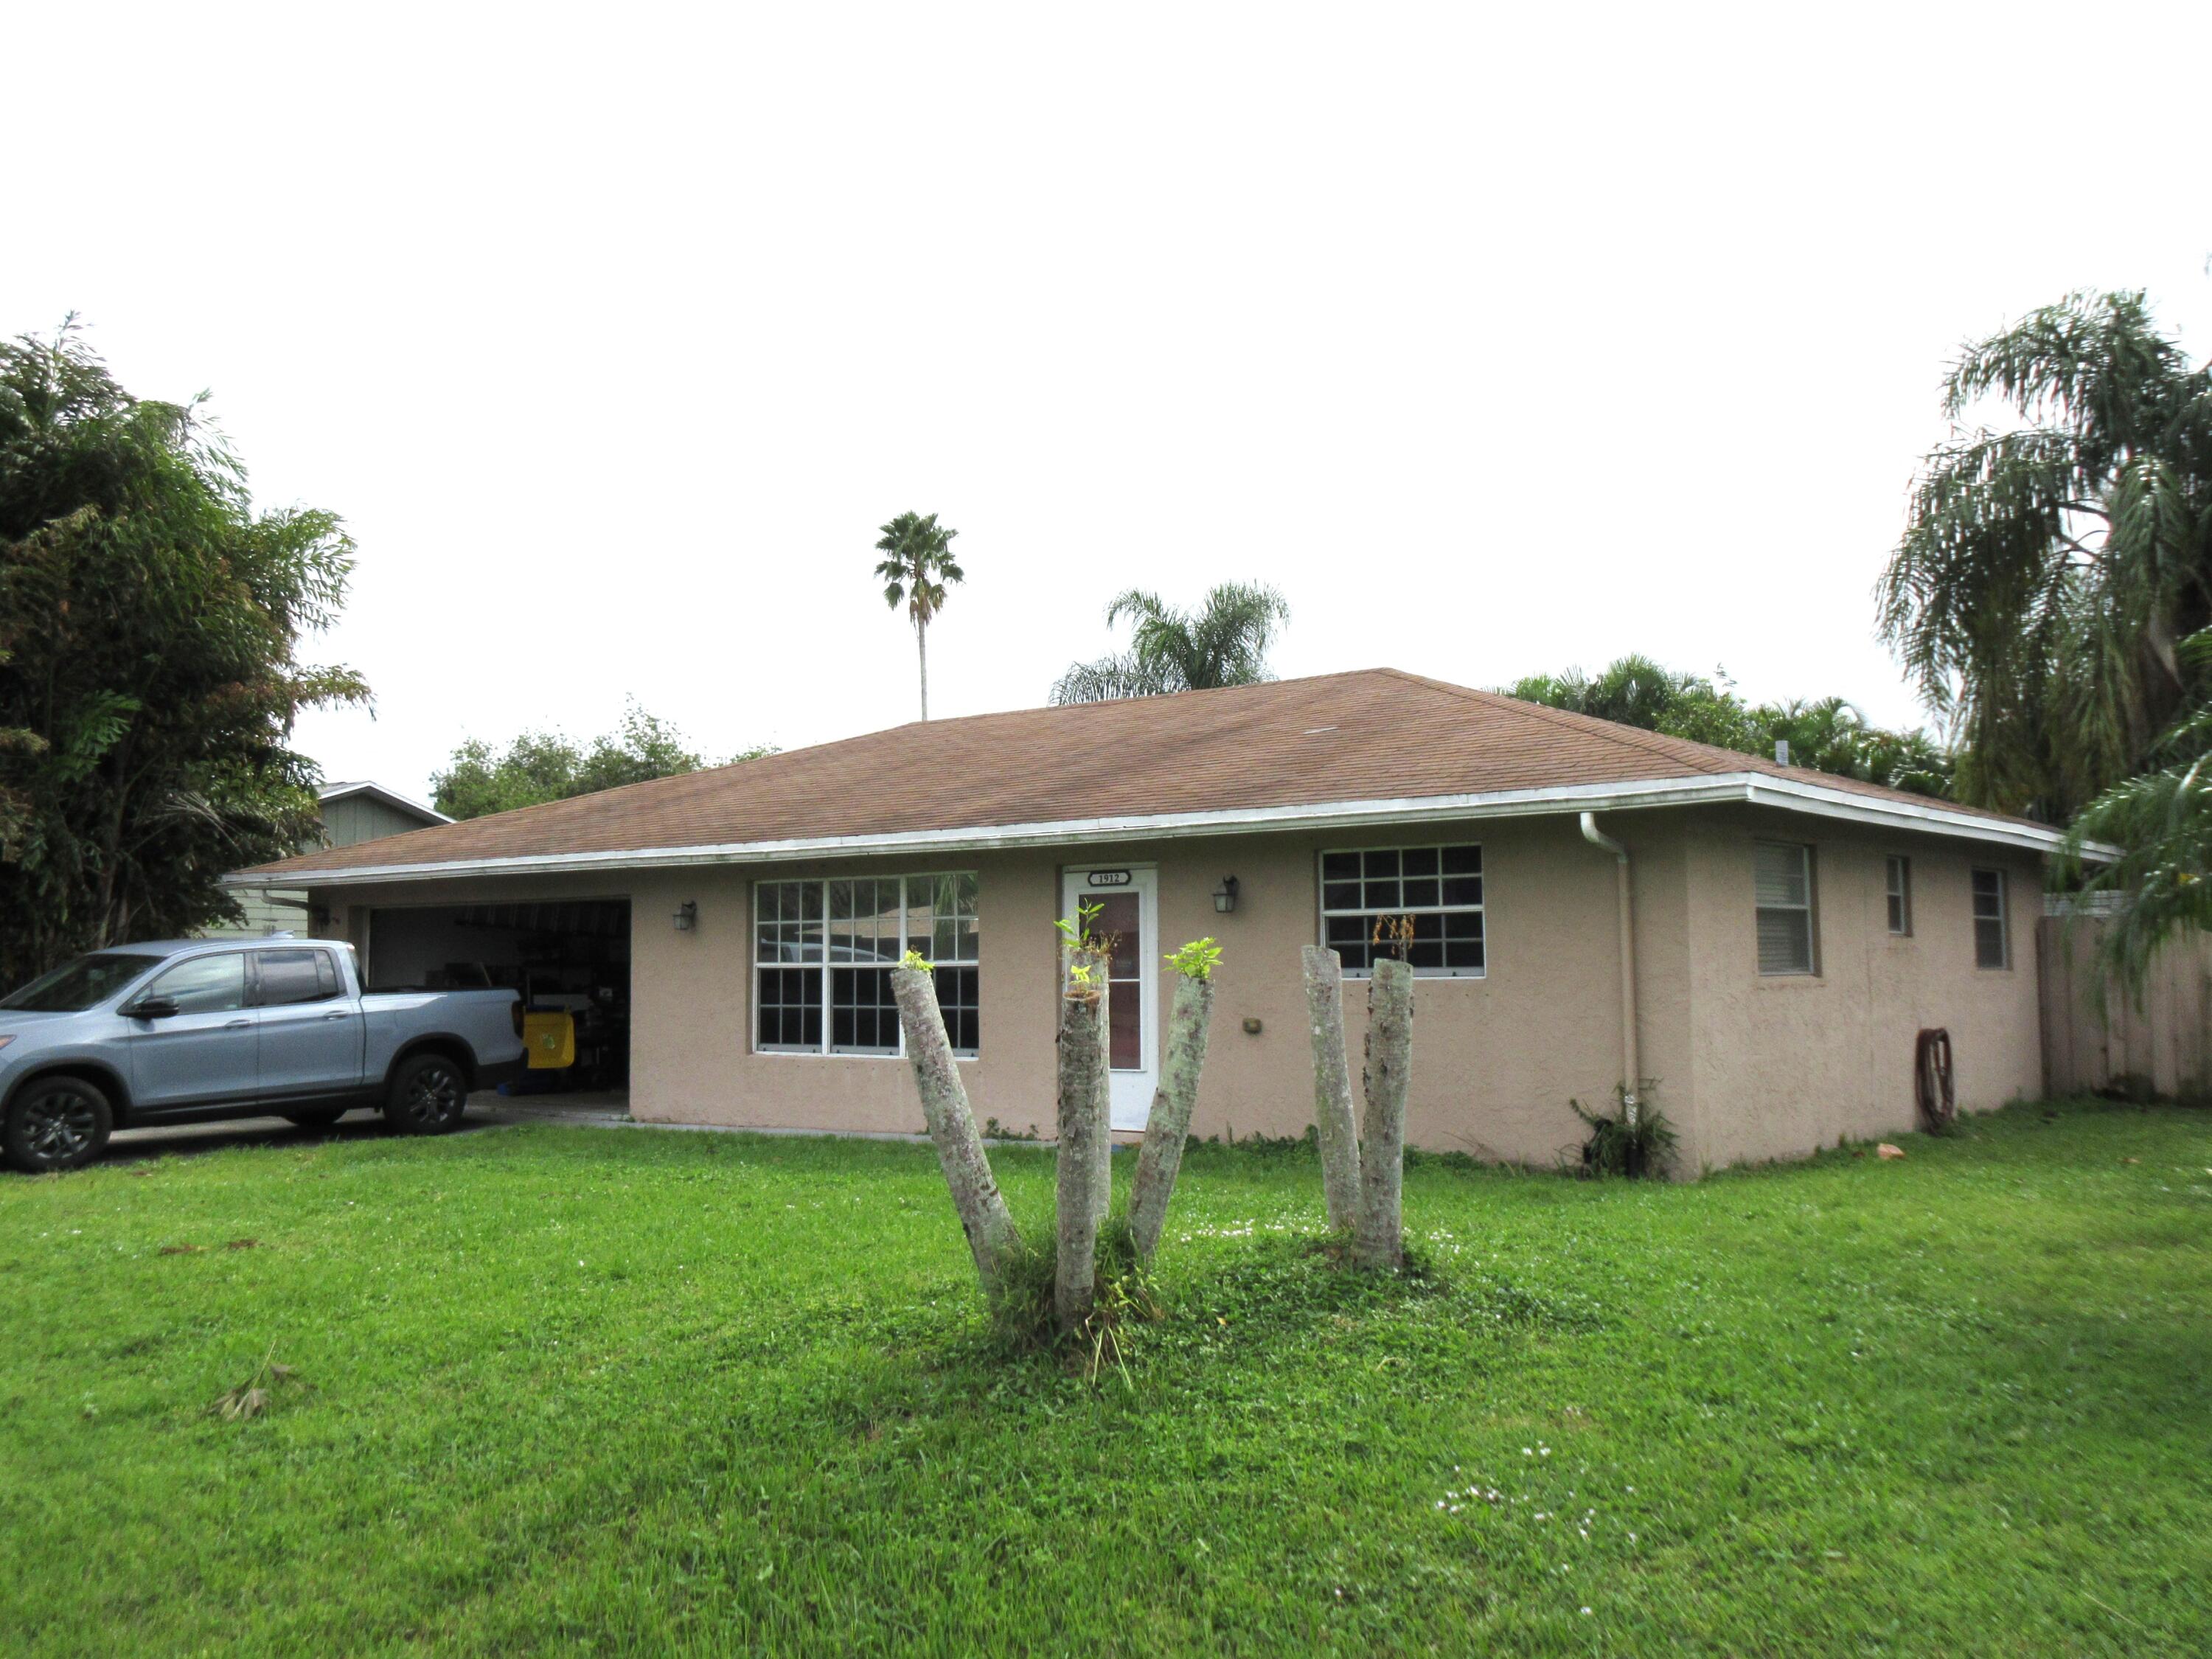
1318,844,1484,976
756,873,979,1056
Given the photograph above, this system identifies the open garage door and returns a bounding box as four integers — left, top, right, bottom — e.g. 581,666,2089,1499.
365,899,631,1091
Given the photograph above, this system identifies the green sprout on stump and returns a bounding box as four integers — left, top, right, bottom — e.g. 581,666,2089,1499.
1166,936,1223,979
1055,899,1111,993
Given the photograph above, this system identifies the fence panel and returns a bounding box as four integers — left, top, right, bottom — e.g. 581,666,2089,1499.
2039,915,2212,1098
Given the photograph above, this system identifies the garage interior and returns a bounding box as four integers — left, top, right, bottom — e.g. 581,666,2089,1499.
364,900,632,1093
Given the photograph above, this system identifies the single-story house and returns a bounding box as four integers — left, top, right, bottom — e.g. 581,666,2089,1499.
209,781,452,937
232,669,2063,1173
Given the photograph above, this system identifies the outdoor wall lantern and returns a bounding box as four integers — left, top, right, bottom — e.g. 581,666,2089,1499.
672,900,698,933
1212,876,1239,915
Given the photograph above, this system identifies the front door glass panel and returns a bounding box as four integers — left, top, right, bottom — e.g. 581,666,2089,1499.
1092,893,1141,1070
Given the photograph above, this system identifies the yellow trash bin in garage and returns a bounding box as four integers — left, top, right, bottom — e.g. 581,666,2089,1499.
523,1010,576,1070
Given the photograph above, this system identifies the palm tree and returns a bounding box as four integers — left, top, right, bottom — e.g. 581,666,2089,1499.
1051,582,1291,704
2057,627,2212,995
1879,291,2212,820
873,512,964,721
1506,656,1955,796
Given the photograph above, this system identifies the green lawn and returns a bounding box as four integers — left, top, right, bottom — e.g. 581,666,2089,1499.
3,1100,2209,1656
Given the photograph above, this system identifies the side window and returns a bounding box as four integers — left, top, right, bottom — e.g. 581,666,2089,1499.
1753,841,1817,975
1885,855,1913,936
256,949,340,1007
145,953,248,1015
1971,868,2010,968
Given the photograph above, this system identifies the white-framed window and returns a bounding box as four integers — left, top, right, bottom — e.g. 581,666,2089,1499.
1885,855,1913,936
1971,866,2009,969
1754,841,1817,975
1318,844,1484,977
755,872,979,1056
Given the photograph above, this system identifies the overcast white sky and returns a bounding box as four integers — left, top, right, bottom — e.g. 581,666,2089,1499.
10,3,2210,806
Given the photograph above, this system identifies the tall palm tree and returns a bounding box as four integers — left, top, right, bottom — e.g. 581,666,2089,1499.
1879,290,2212,820
874,511,964,721
1051,582,1291,704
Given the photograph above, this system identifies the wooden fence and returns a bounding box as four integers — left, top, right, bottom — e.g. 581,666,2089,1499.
2039,914,2212,1099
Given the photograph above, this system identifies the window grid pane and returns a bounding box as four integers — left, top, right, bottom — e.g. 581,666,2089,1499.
1885,856,1912,936
758,874,979,1054
1318,844,1484,978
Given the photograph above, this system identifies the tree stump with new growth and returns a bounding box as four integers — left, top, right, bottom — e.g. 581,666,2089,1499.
1055,973,1112,1328
1301,945,1362,1232
1353,956,1414,1270
892,964,1022,1300
1129,970,1216,1262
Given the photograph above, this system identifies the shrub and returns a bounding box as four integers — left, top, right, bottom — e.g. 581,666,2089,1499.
1572,1085,1678,1180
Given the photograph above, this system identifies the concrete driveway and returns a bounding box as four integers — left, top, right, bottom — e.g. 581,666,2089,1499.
101,1092,634,1164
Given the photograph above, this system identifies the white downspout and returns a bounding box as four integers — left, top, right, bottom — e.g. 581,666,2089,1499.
1579,812,1641,1126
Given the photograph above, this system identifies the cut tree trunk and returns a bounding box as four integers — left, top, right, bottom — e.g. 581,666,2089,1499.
1128,972,1216,1262
1353,956,1415,1270
1055,976,1112,1328
1301,945,1362,1231
891,966,1020,1298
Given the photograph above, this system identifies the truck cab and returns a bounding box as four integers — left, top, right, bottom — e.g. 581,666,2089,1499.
0,937,526,1173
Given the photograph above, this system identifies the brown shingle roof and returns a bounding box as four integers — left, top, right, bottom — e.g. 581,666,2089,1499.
242,668,2047,881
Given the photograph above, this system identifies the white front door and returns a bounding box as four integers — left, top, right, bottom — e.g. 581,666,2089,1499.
1061,865,1158,1132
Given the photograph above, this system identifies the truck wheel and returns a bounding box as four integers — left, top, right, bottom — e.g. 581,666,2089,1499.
384,1054,469,1135
282,1107,347,1130
4,1077,115,1174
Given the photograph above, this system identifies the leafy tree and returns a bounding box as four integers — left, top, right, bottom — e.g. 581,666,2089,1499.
874,511,964,721
1506,655,1953,796
1879,291,2212,820
430,699,769,820
0,321,366,985
1051,582,1291,704
2056,627,2212,992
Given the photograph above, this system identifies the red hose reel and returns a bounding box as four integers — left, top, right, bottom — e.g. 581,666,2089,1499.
1915,1027,1955,1131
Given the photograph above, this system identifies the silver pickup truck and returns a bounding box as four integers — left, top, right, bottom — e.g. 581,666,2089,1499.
0,936,526,1173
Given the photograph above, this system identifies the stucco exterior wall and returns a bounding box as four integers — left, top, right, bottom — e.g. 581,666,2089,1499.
305,804,2045,1175
1680,807,2042,1170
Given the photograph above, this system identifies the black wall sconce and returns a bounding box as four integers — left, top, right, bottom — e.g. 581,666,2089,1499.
1212,875,1239,915
672,900,698,933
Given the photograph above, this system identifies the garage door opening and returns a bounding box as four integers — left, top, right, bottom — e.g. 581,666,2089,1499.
365,900,632,1094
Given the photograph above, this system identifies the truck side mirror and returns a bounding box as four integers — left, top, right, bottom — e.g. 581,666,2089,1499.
125,995,181,1020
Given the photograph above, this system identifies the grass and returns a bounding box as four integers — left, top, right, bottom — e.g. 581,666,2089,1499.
3,1098,2210,1655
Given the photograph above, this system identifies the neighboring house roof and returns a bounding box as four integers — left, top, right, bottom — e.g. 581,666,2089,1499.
318,780,453,827
233,669,2064,888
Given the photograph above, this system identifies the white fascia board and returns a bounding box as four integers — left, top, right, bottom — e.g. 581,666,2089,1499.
223,772,2081,890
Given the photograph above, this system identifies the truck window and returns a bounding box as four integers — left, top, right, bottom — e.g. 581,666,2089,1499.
1,952,164,1011
256,948,341,1007
145,953,248,1015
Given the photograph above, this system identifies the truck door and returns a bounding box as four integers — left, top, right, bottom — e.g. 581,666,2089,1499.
124,952,259,1109
251,947,363,1097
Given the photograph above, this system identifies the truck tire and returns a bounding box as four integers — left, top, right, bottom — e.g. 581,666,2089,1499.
281,1107,348,1130
384,1052,469,1135
4,1076,115,1174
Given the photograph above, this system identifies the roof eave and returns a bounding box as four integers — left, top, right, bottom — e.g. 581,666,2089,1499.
224,773,2084,891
